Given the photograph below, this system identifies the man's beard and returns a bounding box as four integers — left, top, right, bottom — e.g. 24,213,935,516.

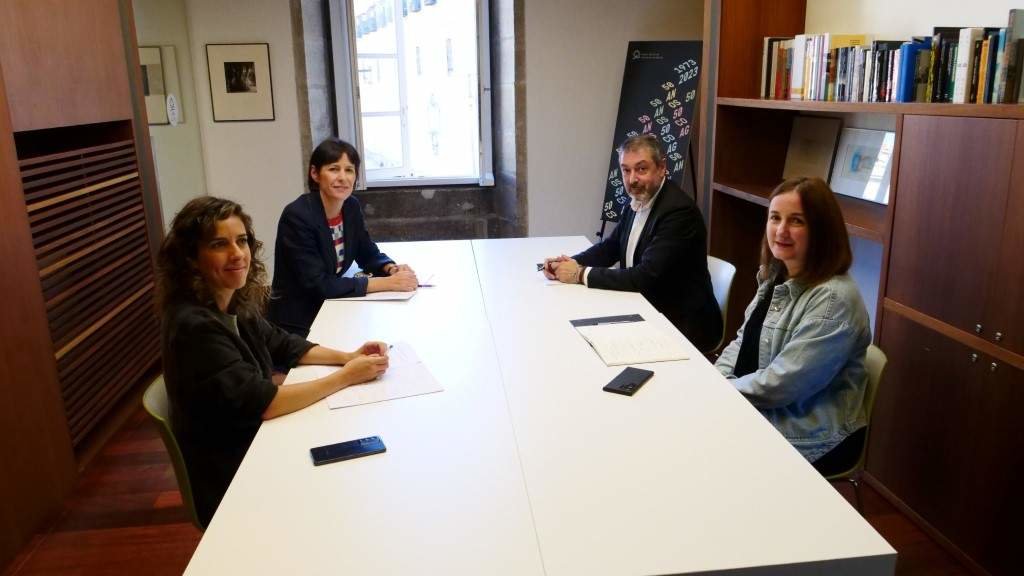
627,183,657,211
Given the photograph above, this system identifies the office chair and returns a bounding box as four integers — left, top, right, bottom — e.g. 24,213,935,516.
142,377,204,531
706,255,737,354
826,344,888,512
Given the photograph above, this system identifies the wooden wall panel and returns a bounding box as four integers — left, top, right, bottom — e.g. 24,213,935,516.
18,135,160,448
717,0,805,99
0,0,133,131
0,60,76,572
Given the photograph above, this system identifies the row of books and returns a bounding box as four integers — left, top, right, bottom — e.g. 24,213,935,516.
760,9,1024,104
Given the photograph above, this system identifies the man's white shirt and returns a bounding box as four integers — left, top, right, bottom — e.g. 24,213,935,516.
583,176,666,286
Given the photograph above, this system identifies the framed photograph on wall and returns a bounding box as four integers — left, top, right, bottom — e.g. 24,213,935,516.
830,128,895,205
782,116,842,181
139,46,168,125
205,43,275,122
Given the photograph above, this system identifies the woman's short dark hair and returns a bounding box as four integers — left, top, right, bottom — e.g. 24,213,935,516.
156,196,269,317
308,137,361,192
760,177,852,286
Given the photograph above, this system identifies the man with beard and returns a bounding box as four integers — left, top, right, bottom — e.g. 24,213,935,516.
543,134,722,352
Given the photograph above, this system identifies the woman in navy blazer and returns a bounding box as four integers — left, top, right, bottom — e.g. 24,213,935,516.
268,138,417,336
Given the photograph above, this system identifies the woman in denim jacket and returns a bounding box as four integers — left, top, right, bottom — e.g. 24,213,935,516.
715,177,871,475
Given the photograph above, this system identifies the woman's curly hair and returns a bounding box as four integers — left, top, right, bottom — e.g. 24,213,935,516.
156,196,269,317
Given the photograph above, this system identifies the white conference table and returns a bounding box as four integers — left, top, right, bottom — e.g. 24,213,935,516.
185,237,896,575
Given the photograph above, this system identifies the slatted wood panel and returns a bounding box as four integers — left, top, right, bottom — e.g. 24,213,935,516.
18,138,159,448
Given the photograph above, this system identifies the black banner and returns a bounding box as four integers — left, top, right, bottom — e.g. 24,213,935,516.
601,41,702,223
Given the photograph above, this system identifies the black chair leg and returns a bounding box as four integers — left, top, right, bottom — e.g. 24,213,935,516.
847,474,862,513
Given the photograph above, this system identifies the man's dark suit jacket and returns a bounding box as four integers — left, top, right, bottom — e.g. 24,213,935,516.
268,191,393,337
574,179,722,351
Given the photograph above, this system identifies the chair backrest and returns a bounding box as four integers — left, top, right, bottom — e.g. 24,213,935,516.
862,344,887,423
706,255,737,352
142,377,204,531
826,344,888,480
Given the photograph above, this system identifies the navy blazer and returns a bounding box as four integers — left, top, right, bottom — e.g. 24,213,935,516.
268,192,393,336
573,179,722,351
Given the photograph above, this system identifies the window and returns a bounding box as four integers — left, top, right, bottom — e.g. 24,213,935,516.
329,0,494,187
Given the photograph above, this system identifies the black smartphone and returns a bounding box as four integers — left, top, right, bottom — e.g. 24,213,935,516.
310,436,386,466
603,367,654,396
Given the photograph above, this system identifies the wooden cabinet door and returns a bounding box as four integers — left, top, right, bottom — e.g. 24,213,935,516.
887,116,1016,338
962,357,1024,576
984,121,1024,355
869,312,975,540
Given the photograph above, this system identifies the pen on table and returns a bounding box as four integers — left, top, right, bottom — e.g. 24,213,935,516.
417,283,435,288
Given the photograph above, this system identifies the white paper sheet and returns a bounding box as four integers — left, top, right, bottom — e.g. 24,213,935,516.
574,321,689,366
325,341,443,408
333,290,417,301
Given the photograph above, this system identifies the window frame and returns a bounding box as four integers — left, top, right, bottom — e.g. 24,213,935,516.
328,0,495,188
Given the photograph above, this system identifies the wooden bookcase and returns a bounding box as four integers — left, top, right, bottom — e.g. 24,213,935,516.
699,2,1024,576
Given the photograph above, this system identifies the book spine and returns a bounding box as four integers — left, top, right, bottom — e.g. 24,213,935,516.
985,33,1000,102
762,37,773,99
897,44,914,102
929,35,943,102
994,29,1008,102
916,49,932,102
820,34,831,100
790,35,806,100
864,48,874,102
969,39,982,103
890,49,901,102
953,28,982,104
945,43,958,102
1005,10,1024,101
936,40,949,102
977,38,991,103
852,47,863,102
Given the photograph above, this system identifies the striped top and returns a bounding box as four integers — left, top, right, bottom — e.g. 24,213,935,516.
327,212,345,274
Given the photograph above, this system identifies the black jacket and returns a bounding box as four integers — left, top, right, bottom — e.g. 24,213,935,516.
574,179,722,351
268,192,393,336
162,301,315,527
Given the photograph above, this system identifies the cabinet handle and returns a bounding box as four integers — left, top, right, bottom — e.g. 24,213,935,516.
990,362,998,373
994,331,1003,342
970,353,979,363
975,323,983,334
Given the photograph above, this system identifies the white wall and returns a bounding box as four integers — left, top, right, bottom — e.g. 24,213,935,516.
185,0,305,272
133,0,208,230
806,0,1019,37
525,0,703,239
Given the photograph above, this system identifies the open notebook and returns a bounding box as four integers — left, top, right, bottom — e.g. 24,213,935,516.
571,314,689,366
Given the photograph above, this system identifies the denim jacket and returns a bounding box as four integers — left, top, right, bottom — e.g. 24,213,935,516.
715,272,871,462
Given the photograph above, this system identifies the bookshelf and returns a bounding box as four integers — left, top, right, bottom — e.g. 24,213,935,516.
700,2,1024,576
718,96,1024,118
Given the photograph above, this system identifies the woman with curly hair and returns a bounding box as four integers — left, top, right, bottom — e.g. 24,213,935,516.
158,196,389,528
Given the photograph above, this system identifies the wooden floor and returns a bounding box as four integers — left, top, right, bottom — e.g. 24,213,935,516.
3,406,971,576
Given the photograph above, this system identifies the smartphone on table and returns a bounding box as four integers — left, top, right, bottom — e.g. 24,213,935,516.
603,367,654,396
310,436,386,466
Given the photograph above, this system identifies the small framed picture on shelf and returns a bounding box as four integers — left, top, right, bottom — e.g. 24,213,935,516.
782,116,842,181
830,128,895,205
205,43,275,122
